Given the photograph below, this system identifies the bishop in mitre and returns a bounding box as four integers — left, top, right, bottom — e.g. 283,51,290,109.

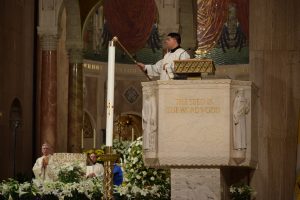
32,143,54,181
137,32,190,80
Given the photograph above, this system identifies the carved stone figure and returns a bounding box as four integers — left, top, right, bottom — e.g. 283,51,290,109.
142,87,157,150
233,89,250,150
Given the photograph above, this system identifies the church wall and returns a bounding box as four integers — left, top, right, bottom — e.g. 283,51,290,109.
0,0,36,180
249,0,300,199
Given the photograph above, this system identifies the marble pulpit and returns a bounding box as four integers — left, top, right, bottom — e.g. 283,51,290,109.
141,79,257,200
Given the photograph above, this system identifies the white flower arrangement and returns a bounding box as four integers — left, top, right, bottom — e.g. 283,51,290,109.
37,177,103,199
112,139,131,159
229,183,255,200
115,137,170,200
18,182,39,198
0,176,103,200
56,162,86,183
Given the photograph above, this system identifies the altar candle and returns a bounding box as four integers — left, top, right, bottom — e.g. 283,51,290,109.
93,129,96,149
105,39,116,147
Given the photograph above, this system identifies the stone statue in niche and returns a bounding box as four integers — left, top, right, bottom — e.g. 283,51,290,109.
142,87,157,150
233,89,250,150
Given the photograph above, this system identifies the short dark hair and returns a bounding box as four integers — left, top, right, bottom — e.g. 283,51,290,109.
167,32,181,45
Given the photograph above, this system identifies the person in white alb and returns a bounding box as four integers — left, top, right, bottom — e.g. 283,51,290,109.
136,32,190,80
32,143,54,181
86,153,104,178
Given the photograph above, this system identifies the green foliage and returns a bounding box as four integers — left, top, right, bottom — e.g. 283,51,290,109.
0,178,19,199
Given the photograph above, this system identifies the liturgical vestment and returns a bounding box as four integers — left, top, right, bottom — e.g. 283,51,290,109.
32,155,54,181
145,47,190,80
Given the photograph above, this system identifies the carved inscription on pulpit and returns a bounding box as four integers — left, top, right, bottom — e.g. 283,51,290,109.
166,98,221,114
142,80,257,168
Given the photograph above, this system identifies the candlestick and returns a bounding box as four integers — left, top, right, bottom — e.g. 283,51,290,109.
81,129,84,149
93,128,96,149
105,39,116,147
131,127,134,142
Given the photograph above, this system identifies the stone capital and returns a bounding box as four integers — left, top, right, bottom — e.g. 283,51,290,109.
68,48,83,64
39,33,58,51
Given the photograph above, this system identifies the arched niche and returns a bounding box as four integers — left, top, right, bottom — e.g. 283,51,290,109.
9,98,23,177
9,98,22,130
114,113,142,142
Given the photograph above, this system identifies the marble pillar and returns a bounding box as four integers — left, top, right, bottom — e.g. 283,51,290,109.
67,49,83,153
39,34,58,150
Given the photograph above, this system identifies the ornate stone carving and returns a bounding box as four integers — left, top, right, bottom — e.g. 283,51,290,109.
233,88,250,150
231,88,251,164
38,0,63,42
142,83,158,165
142,85,157,150
51,153,86,164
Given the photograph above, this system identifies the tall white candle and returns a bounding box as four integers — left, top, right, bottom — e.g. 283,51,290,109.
93,128,96,149
105,39,116,147
81,129,84,149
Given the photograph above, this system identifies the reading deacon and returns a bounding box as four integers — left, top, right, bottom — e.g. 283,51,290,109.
137,32,190,80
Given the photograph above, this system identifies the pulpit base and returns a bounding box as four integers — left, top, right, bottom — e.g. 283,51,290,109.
171,168,221,200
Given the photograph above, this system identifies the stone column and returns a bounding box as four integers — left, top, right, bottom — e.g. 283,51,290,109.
67,49,83,153
39,34,58,150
